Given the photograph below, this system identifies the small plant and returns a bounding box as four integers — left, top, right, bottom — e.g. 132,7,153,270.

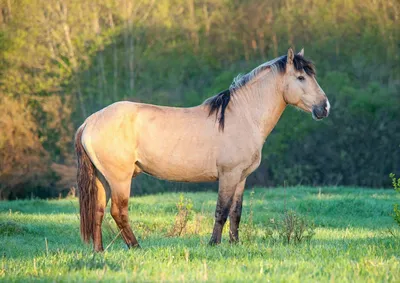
267,210,315,244
167,194,194,237
241,189,257,242
67,187,77,198
194,203,205,235
389,173,400,227
0,221,26,236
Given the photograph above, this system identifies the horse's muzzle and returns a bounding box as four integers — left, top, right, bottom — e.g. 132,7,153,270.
312,100,330,120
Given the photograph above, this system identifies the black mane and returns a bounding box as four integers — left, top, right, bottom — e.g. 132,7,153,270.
205,54,315,131
206,89,231,131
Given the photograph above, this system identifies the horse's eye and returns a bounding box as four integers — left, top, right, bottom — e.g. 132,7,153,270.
297,76,305,81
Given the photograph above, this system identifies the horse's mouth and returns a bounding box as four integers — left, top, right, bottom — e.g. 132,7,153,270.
312,111,324,120
312,100,330,120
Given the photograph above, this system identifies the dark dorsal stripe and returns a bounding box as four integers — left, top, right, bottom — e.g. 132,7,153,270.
205,54,315,131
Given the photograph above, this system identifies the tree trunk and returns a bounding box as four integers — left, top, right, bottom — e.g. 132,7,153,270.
109,12,118,101
188,0,199,52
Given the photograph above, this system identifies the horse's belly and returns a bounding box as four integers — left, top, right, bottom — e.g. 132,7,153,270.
136,156,218,182
136,142,218,182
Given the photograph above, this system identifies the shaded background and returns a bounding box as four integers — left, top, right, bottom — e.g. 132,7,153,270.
0,0,399,199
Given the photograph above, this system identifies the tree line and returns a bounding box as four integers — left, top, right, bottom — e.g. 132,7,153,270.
0,0,399,199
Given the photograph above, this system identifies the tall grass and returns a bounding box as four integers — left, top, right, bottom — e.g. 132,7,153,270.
0,187,399,282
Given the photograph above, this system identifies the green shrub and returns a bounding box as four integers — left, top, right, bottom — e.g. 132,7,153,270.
167,194,194,237
266,210,316,244
241,190,257,242
0,221,26,236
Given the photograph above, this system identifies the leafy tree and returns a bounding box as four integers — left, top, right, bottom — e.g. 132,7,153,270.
0,0,398,198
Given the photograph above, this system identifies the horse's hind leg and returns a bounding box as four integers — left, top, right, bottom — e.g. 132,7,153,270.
109,179,140,248
93,172,109,252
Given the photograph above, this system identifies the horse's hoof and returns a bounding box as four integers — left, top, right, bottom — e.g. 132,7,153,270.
129,243,141,249
94,247,104,253
208,239,221,246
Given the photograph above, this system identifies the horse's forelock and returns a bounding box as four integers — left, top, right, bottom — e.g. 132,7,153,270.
275,54,316,76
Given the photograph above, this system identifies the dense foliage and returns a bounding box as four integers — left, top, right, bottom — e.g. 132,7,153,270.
0,0,399,198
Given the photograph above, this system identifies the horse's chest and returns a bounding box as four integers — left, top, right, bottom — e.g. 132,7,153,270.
217,141,262,177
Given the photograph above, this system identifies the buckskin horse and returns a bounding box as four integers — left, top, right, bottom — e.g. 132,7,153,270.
75,48,330,252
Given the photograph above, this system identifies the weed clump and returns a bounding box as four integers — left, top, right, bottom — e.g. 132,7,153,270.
240,189,316,245
0,221,26,236
167,194,194,237
266,210,315,244
241,189,257,242
389,173,400,227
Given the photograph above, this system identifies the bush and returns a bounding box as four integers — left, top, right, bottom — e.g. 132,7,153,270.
167,194,194,237
241,190,258,243
0,96,55,199
266,210,316,244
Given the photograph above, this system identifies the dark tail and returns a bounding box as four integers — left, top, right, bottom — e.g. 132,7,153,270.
75,125,97,243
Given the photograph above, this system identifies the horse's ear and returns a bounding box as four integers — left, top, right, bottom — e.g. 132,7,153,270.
298,48,304,57
286,48,294,70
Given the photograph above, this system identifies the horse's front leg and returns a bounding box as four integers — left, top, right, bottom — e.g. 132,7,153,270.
209,171,242,245
229,178,246,243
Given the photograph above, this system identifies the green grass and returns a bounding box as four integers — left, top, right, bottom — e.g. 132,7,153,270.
1,187,400,282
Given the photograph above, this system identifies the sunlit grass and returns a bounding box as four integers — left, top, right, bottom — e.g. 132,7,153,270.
1,187,400,282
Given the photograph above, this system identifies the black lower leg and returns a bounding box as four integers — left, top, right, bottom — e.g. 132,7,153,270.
229,197,243,243
209,198,232,245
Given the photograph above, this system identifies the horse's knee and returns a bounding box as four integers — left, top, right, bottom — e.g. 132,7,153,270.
215,199,231,218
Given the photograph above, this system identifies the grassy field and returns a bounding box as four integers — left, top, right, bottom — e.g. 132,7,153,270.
1,186,400,282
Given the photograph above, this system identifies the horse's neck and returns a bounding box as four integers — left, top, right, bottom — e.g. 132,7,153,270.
231,74,286,141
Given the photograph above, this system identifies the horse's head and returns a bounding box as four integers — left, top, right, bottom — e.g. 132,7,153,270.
281,48,330,120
